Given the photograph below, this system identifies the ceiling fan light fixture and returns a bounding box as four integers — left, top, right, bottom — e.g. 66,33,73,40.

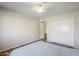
33,2,48,13
33,6,46,13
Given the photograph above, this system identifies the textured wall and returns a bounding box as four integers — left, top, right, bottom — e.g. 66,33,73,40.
0,8,40,51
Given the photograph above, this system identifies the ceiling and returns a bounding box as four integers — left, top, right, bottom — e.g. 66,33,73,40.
0,2,79,19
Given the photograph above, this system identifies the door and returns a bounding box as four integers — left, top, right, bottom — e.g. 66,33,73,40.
40,22,45,39
47,17,74,47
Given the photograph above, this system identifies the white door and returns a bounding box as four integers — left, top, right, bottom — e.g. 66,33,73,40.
47,17,74,47
40,22,45,39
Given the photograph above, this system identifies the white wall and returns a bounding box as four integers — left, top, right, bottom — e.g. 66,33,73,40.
47,11,79,49
0,8,40,51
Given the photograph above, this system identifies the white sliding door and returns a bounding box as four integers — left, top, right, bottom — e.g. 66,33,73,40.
47,17,74,47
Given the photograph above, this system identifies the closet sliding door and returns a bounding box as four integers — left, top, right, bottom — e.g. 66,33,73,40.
47,17,74,47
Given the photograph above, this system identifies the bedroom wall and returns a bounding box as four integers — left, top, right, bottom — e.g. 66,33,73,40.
47,11,79,49
0,8,40,51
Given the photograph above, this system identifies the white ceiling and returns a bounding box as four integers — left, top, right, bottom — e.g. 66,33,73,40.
0,2,79,19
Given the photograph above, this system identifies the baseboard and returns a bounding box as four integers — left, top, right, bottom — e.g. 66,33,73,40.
45,41,76,49
0,39,40,53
